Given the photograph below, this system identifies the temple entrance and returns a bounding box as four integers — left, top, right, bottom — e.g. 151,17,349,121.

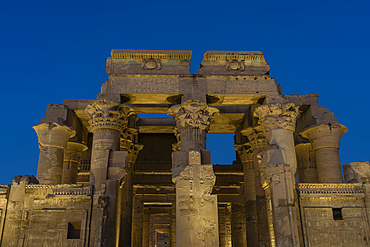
149,214,170,247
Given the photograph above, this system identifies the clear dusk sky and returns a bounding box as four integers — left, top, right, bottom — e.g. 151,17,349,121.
0,0,369,184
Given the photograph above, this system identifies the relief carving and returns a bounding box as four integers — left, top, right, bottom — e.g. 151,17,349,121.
234,144,253,169
168,100,219,131
141,58,162,70
85,99,135,133
225,59,245,71
241,125,267,150
254,103,298,132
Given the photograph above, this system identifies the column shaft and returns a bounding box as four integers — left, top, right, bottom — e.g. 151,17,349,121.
231,203,247,247
255,103,301,247
33,122,75,184
62,142,87,184
168,100,220,247
90,128,121,190
85,99,135,247
315,147,342,182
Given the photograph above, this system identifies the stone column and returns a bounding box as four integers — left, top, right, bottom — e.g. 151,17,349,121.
86,99,135,190
118,128,143,247
131,194,144,247
62,142,88,184
168,100,220,247
234,143,257,247
300,124,347,183
295,143,317,183
33,122,76,184
85,99,135,247
170,202,176,247
254,103,301,247
241,125,269,247
231,203,248,247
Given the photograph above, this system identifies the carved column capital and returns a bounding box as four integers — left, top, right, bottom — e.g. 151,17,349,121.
127,144,144,165
241,125,267,151
168,100,219,132
234,144,253,169
172,127,181,151
120,128,138,151
120,128,143,166
85,99,135,133
300,124,348,150
33,122,76,149
64,142,88,162
254,103,298,132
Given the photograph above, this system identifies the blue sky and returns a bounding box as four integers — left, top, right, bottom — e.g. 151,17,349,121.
0,0,369,184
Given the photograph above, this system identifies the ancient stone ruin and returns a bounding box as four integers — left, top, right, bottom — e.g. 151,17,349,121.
1,49,369,246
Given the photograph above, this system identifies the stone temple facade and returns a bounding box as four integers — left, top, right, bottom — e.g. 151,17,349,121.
1,49,370,247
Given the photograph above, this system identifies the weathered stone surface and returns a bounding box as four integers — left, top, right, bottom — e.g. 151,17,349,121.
343,162,370,183
33,122,76,184
4,49,369,247
197,51,270,76
175,150,219,247
301,124,347,183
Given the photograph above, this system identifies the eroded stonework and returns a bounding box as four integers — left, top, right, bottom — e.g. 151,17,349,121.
2,49,369,247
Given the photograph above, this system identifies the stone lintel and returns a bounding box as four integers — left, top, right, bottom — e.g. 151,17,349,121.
197,50,270,76
107,49,192,75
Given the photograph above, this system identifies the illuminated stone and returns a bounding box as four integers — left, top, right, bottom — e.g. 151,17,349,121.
1,49,368,247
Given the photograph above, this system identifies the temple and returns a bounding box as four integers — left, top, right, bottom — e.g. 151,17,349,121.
0,49,369,247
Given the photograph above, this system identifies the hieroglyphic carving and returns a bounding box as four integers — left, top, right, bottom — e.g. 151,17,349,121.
85,99,135,133
176,150,218,246
254,103,298,132
168,100,219,131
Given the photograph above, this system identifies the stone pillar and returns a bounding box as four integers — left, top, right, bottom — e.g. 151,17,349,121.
33,122,76,184
118,128,143,247
132,194,144,247
254,103,301,247
295,143,317,183
168,100,220,247
85,99,135,247
234,143,257,247
86,100,134,191
62,142,88,184
231,203,247,247
300,124,347,183
170,202,176,247
241,125,269,247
